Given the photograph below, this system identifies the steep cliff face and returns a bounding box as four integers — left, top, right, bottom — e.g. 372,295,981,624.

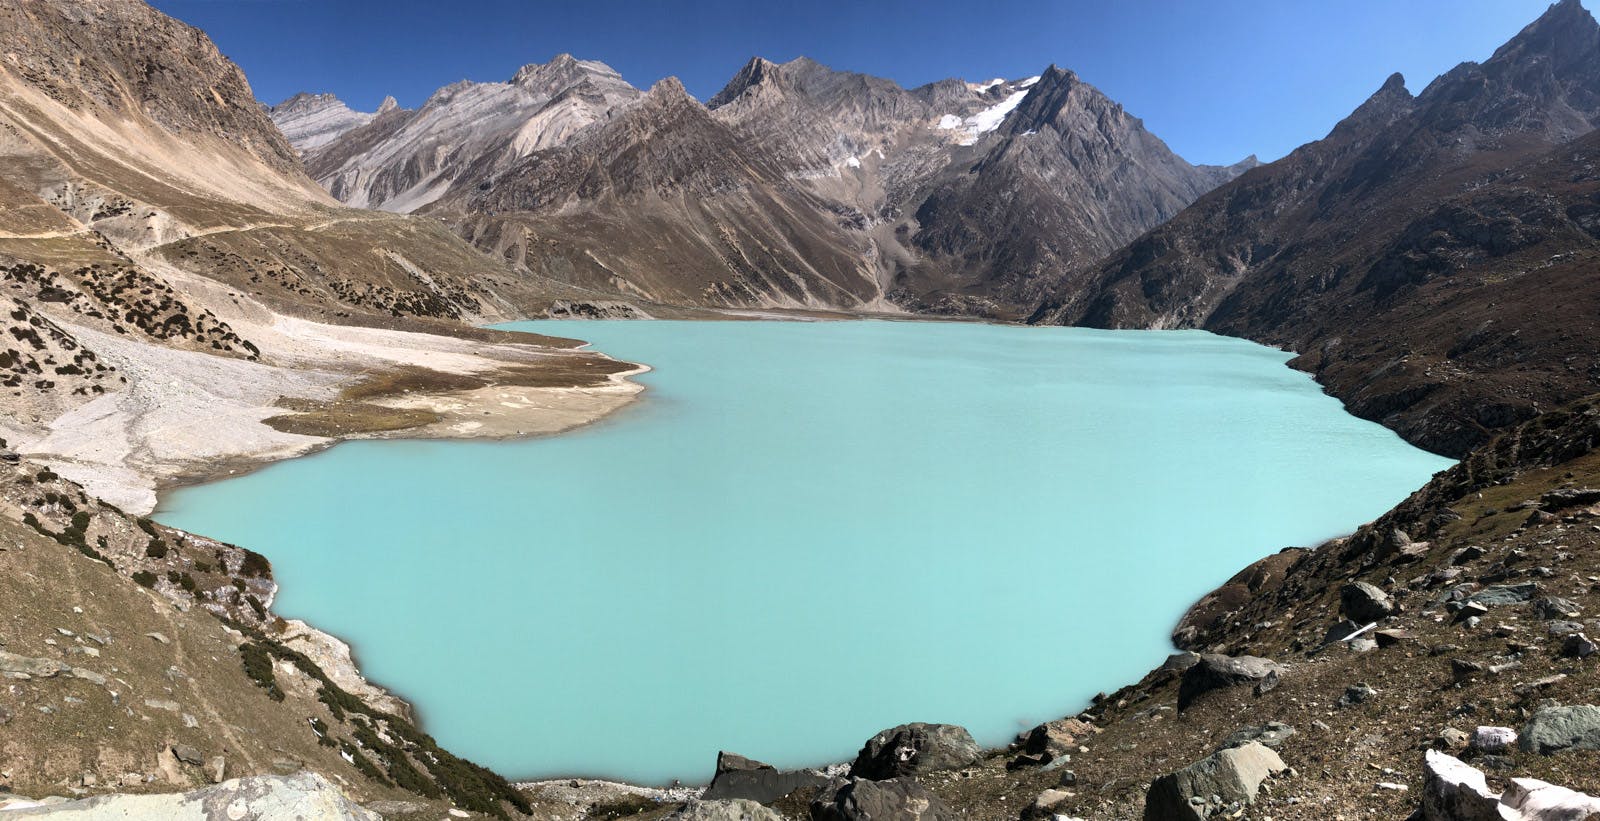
1035,0,1600,457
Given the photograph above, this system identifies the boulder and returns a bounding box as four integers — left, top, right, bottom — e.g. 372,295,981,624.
704,749,828,804
848,723,979,780
1501,777,1600,819
1215,722,1296,752
715,752,773,775
1471,727,1517,753
171,745,205,767
1023,789,1074,820
1422,750,1600,820
1436,728,1470,750
1375,628,1417,648
1562,634,1597,659
1177,654,1284,711
1020,718,1093,758
1341,581,1395,622
0,650,68,678
1466,584,1540,608
1421,750,1503,821
0,772,378,819
1533,597,1582,620
1539,487,1600,508
810,777,957,821
666,798,782,821
1337,683,1377,708
1521,705,1600,754
1161,652,1201,672
1142,741,1287,820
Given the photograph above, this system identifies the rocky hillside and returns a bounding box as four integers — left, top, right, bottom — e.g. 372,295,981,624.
1033,0,1600,459
289,54,1253,315
0,0,642,512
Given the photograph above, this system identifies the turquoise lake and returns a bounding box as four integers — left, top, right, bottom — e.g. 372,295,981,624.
156,320,1453,785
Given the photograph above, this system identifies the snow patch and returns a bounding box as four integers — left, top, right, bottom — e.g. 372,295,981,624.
845,156,861,168
938,88,1030,145
1019,75,1042,88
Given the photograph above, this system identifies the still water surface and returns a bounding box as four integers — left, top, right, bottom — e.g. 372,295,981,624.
157,320,1452,784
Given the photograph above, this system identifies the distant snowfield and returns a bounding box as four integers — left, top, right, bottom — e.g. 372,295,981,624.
938,76,1042,145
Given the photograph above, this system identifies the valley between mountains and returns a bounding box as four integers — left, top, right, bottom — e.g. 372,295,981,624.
1,0,1599,819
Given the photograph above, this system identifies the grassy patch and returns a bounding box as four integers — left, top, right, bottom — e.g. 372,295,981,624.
263,399,441,437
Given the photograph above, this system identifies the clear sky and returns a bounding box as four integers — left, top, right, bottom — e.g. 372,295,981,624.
149,0,1564,166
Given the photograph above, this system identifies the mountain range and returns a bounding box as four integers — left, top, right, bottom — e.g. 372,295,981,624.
4,0,1600,817
273,54,1257,315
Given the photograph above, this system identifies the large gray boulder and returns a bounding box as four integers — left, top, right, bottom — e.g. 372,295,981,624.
848,723,980,780
1177,655,1283,711
704,750,829,804
1520,705,1600,754
667,798,784,821
1341,581,1395,623
810,777,957,821
1142,741,1287,820
0,772,378,819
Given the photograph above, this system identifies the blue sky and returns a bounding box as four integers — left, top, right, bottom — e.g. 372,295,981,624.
150,0,1563,165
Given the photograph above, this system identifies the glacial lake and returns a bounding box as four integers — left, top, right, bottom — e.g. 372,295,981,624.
156,320,1452,784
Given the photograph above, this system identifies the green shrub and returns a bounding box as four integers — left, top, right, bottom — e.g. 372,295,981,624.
131,571,157,588
239,642,284,701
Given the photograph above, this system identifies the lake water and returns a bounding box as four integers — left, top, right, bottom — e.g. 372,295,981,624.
156,320,1452,785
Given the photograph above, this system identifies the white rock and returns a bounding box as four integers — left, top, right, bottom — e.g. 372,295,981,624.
1472,726,1519,753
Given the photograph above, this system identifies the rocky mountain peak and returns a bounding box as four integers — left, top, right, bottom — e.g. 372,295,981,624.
707,56,778,108
999,64,1091,136
1325,72,1415,140
509,54,627,95
1491,0,1600,69
643,76,695,107
376,95,400,114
